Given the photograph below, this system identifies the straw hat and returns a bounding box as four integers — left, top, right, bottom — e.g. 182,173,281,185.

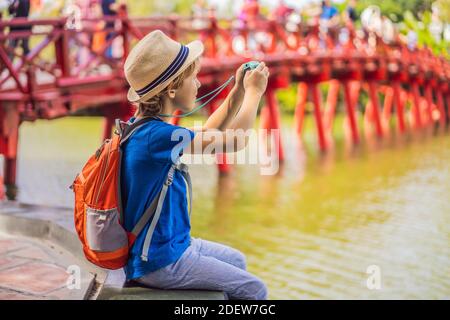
124,30,204,103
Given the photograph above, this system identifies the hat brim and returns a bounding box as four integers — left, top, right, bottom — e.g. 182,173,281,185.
127,40,204,103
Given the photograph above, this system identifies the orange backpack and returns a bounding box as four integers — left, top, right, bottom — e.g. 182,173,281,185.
70,117,187,269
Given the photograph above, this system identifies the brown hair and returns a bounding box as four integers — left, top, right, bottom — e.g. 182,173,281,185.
134,59,199,118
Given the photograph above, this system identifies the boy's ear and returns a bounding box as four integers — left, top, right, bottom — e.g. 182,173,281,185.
168,89,176,98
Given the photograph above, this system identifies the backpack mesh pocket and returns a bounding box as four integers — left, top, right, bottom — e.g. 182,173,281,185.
86,207,127,252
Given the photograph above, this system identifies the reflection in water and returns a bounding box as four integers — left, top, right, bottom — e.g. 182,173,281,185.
212,174,237,237
15,116,450,299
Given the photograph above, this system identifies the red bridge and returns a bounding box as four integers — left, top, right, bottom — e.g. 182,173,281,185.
0,6,449,200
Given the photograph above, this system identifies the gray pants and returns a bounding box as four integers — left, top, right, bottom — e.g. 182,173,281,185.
135,237,268,300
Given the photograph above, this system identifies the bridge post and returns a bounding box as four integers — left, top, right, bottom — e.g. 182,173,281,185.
261,87,285,161
447,93,450,124
447,94,450,125
382,86,394,125
410,82,423,129
0,102,19,200
168,18,179,41
392,82,406,133
435,89,447,127
309,83,328,151
424,85,437,127
0,105,4,201
102,117,114,141
242,21,249,53
209,100,231,174
323,80,340,133
294,82,308,136
209,15,218,58
342,81,359,144
102,101,135,141
55,20,70,77
367,81,384,137
350,81,361,112
119,4,130,61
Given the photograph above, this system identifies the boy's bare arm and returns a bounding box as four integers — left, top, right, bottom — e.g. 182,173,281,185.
203,87,245,131
185,62,269,154
189,65,245,132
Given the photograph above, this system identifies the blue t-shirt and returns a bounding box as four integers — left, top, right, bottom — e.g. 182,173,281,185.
120,117,196,280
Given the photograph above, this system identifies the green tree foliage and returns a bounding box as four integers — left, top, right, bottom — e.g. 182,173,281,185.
355,0,434,22
434,0,450,23
401,10,449,57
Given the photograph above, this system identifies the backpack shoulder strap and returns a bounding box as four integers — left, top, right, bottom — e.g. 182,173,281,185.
176,162,192,218
118,116,159,146
116,116,158,224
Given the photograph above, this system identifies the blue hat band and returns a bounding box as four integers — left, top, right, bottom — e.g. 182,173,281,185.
135,45,189,97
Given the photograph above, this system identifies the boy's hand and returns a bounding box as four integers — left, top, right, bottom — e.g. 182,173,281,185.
243,61,269,96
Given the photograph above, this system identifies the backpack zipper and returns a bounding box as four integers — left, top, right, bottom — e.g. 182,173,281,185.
94,140,112,204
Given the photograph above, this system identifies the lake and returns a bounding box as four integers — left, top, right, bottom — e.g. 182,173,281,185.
15,115,450,299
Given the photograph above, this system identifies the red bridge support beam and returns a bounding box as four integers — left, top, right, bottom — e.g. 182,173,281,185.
261,87,285,161
0,102,20,200
342,80,359,145
119,5,130,63
367,81,384,138
102,102,135,141
55,21,70,78
309,83,328,151
323,80,340,133
350,81,361,112
382,86,394,125
435,90,447,127
102,116,114,141
410,82,423,129
294,82,308,136
424,85,435,126
392,82,406,133
269,87,284,162
447,94,450,124
209,100,231,175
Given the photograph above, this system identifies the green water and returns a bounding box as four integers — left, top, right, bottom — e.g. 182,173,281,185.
16,115,450,299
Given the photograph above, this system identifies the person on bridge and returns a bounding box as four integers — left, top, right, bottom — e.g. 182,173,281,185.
239,0,260,27
319,0,339,28
271,0,294,23
7,0,31,63
121,30,269,300
101,0,120,58
344,0,358,24
191,0,211,43
238,0,261,53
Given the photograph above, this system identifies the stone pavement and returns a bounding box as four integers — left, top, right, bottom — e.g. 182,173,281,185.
0,234,94,300
0,202,102,300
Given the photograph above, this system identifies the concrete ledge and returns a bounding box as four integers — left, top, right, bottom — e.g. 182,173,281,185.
97,268,225,300
99,287,226,300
